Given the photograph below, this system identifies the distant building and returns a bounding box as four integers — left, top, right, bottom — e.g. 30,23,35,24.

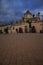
19,10,40,23
0,10,43,33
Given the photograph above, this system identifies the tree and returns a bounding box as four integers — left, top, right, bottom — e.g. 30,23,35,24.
26,19,32,28
26,19,32,33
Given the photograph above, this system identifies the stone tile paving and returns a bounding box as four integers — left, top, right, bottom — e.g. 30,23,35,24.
0,34,43,65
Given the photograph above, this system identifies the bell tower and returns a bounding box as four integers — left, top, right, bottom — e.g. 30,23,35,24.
36,12,40,22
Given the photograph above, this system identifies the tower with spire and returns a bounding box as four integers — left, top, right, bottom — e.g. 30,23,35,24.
23,10,32,22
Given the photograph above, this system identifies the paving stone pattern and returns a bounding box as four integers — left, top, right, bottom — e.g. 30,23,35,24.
0,34,43,65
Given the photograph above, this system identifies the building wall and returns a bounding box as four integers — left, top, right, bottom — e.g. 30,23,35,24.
32,22,42,32
5,23,29,33
24,14,32,19
0,22,43,33
14,23,29,33
24,14,32,22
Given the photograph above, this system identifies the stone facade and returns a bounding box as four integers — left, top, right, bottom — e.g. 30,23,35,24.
0,10,43,33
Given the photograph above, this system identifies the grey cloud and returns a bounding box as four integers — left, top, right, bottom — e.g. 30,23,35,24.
0,0,43,23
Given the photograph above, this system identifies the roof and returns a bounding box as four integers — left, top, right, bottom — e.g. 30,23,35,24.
24,10,32,15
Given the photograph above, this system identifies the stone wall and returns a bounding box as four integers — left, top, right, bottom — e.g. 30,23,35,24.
0,22,43,33
32,22,42,33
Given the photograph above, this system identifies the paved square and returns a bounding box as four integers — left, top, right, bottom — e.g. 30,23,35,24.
0,34,43,65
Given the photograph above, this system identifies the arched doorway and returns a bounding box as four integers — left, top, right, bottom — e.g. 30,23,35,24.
16,28,18,33
19,27,23,33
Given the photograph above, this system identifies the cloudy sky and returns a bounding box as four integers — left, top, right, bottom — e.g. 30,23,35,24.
0,0,43,23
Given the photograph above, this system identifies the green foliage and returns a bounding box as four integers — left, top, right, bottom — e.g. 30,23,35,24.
26,19,32,23
26,20,32,28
